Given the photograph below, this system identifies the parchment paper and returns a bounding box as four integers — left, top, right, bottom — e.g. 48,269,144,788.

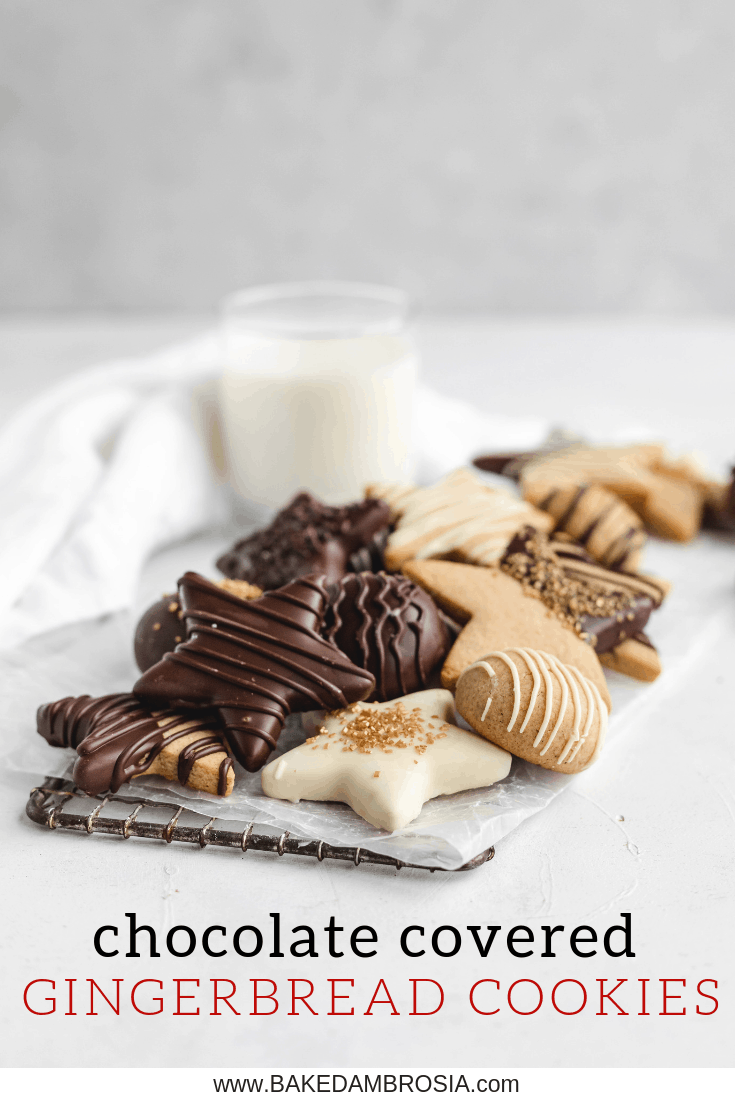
3,531,733,870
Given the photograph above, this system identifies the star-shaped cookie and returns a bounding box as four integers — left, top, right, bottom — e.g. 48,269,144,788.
368,468,553,571
133,572,375,772
261,689,512,832
37,693,235,797
401,559,611,710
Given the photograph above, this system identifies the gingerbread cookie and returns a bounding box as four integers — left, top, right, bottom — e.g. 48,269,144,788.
134,579,262,673
261,689,512,832
703,467,735,531
37,693,234,797
520,443,705,542
499,527,667,677
322,572,450,701
455,650,608,773
401,558,611,708
598,632,662,682
216,492,390,589
134,573,375,772
525,483,646,571
367,468,553,571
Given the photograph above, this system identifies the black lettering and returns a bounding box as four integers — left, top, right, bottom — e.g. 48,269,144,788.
431,926,461,957
351,926,378,958
125,913,160,958
203,926,227,958
290,925,317,958
604,913,634,957
166,925,196,957
541,925,565,957
570,925,598,957
234,925,263,957
325,917,344,958
400,926,424,957
270,912,284,958
93,925,118,957
467,926,501,957
507,926,534,957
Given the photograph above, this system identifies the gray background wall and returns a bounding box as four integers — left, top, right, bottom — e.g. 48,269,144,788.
1,0,735,313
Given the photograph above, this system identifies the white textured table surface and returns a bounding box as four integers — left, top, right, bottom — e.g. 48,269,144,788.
0,316,733,1069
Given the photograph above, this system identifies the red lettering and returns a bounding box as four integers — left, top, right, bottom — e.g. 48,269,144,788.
364,979,399,1016
173,978,200,1016
469,979,500,1015
288,978,317,1016
328,979,354,1016
64,978,76,1016
251,978,278,1015
86,979,122,1016
409,978,444,1015
507,979,543,1015
131,979,163,1015
211,979,239,1016
23,979,56,1015
597,979,628,1016
696,979,718,1016
638,978,650,1016
551,979,587,1015
660,978,686,1016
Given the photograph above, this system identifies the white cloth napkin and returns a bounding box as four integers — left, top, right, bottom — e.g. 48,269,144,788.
0,332,548,649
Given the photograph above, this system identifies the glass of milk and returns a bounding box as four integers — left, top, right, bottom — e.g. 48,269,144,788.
218,281,418,507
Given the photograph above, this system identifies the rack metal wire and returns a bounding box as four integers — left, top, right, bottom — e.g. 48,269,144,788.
26,778,494,873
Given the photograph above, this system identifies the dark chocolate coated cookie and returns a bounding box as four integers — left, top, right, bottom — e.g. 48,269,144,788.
134,594,184,673
134,572,375,772
216,492,390,590
322,572,451,702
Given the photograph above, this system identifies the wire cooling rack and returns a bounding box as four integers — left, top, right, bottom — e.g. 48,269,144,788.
26,778,494,873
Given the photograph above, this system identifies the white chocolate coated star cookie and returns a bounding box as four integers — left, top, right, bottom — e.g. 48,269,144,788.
261,689,512,832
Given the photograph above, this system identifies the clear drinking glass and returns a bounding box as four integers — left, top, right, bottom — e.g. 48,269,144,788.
218,281,418,507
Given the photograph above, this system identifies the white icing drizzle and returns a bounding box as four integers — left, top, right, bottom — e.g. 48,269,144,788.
518,650,542,733
385,469,542,562
464,649,605,765
559,668,595,764
525,648,555,745
538,653,569,756
465,660,496,725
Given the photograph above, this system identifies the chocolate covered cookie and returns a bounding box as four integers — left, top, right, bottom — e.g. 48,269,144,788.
37,693,234,797
216,492,390,589
134,594,184,673
703,467,735,531
134,579,262,673
322,572,450,701
134,572,375,772
500,527,665,655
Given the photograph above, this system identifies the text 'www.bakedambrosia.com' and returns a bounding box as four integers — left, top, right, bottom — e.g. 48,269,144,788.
211,1075,519,1095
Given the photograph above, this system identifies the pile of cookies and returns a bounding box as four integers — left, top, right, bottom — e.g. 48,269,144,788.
35,443,734,834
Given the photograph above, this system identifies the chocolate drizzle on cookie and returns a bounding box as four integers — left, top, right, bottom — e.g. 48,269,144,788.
537,484,647,571
216,493,390,590
500,527,663,652
37,693,233,796
322,572,450,702
133,572,375,772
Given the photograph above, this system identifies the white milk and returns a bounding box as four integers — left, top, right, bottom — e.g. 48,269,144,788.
219,332,418,506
